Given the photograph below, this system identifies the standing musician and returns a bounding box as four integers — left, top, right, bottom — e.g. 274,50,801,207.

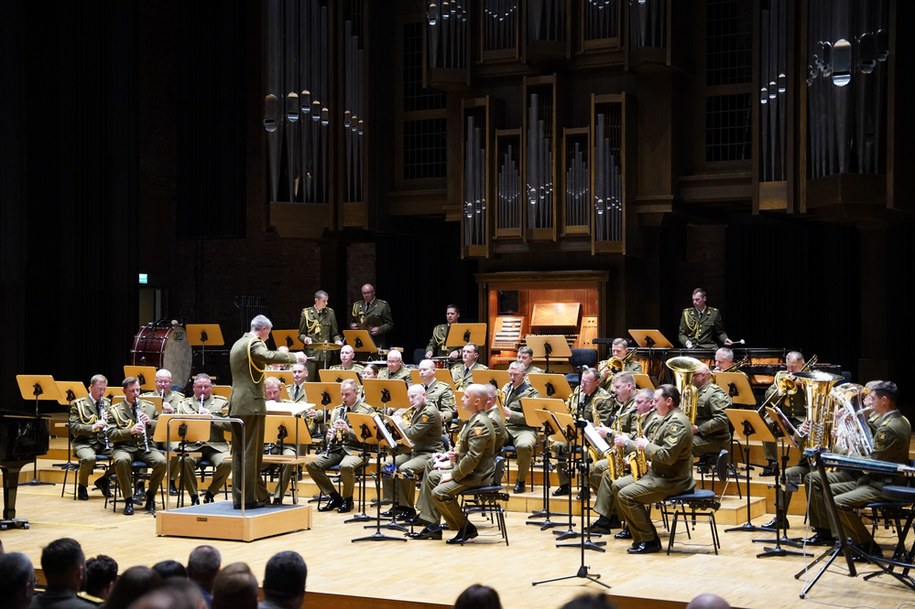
349,283,394,348
501,361,541,494
330,345,364,377
304,379,375,514
141,368,185,414
68,374,113,501
227,315,303,510
171,373,232,505
380,384,443,521
298,290,343,380
409,383,496,544
759,351,807,476
551,368,613,497
598,338,643,391
805,380,911,556
678,288,733,349
691,364,732,458
516,346,544,375
450,343,488,390
107,376,167,515
425,304,462,360
379,350,411,383
612,384,695,553
417,359,457,425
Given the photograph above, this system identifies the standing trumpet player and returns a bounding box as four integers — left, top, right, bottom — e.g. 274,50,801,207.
68,374,113,500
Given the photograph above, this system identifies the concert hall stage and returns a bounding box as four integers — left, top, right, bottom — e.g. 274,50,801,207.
4,483,913,609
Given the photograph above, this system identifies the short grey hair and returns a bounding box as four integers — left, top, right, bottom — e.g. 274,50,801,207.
251,315,273,331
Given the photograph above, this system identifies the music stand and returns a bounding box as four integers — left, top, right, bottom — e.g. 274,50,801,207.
187,324,225,369
632,373,655,390
303,382,341,452
553,413,607,548
715,372,756,406
472,369,510,392
319,369,361,385
521,398,569,527
445,323,487,349
263,413,312,504
363,380,410,413
211,385,232,400
123,366,159,391
15,375,60,487
154,414,211,508
309,342,342,370
343,330,377,355
374,413,416,533
270,329,304,351
527,373,573,401
345,412,405,543
525,335,572,373
628,329,674,349
55,381,87,405
724,409,773,534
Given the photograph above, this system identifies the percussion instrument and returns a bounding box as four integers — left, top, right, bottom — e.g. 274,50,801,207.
309,342,342,352
430,356,452,369
131,322,192,387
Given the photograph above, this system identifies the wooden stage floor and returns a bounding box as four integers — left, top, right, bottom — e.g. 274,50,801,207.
3,483,913,609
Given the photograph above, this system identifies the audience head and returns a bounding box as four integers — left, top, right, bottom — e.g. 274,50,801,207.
186,545,221,592
686,593,731,609
453,584,502,609
212,567,258,609
558,593,617,609
40,537,86,590
105,566,163,609
262,551,307,608
84,554,119,601
152,559,187,580
0,552,35,609
128,581,198,609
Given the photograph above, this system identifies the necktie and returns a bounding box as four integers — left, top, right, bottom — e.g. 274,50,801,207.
294,385,300,401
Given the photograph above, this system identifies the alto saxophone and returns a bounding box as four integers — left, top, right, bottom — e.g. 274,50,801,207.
604,415,627,481
626,409,651,481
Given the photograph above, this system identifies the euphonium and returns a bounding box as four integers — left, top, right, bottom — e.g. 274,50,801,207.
794,370,843,450
831,384,873,457
626,409,650,481
665,356,704,425
607,349,637,374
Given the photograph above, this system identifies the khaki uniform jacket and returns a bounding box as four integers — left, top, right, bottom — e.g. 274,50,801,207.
107,399,158,450
695,381,732,443
598,359,643,390
623,407,694,488
678,306,729,349
403,401,444,455
326,399,377,456
424,379,457,422
350,298,394,345
765,371,807,422
69,396,110,450
379,365,412,383
862,410,912,487
173,395,231,451
452,410,496,486
502,382,541,431
141,390,185,411
298,306,342,358
569,386,615,427
450,362,488,390
487,407,507,452
426,323,451,357
329,362,364,377
286,384,308,403
228,332,297,417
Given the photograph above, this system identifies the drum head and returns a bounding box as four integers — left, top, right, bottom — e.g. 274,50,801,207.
132,324,192,388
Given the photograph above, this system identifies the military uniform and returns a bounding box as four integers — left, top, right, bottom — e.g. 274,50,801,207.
140,389,185,412
299,305,342,379
106,398,167,502
379,365,411,384
171,395,232,500
350,297,394,348
304,399,376,500
68,396,111,487
382,400,444,507
678,306,729,349
808,409,911,543
762,370,807,463
423,379,457,424
554,386,614,486
450,362,488,390
593,407,661,519
329,362,365,377
502,381,541,484
416,410,496,530
692,381,732,457
598,359,643,391
487,407,507,452
426,323,453,357
614,407,695,544
521,363,545,376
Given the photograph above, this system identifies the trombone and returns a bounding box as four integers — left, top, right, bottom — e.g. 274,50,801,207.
756,354,817,415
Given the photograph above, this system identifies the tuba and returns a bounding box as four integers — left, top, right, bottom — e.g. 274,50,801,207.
794,370,843,450
830,384,873,457
665,356,704,425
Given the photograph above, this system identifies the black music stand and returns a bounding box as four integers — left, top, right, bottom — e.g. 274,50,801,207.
524,401,571,529
375,413,415,534
347,412,406,543
724,408,772,534
533,414,610,590
525,335,572,374
187,324,225,369
15,374,60,487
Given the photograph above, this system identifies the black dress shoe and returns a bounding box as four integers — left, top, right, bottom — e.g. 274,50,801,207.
608,515,622,528
203,492,215,504
272,497,283,506
627,538,661,554
402,513,423,525
233,501,266,510
77,485,89,501
337,497,354,513
577,488,591,500
123,499,134,516
318,495,344,512
408,525,442,540
446,522,479,545
381,507,397,517
588,516,613,535
94,476,111,498
169,482,179,496
395,507,417,522
144,499,156,515
552,484,570,496
190,495,200,506
805,530,836,546
762,516,789,530
513,481,525,494
614,527,633,539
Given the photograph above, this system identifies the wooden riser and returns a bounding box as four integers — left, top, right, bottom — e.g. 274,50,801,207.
156,502,312,541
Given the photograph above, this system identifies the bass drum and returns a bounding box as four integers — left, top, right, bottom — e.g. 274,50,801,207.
131,323,192,388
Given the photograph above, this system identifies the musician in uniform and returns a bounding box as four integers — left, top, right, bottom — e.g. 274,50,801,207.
691,364,732,458
418,359,457,425
450,343,488,390
227,315,303,509
329,345,364,377
598,338,643,390
107,376,167,515
349,283,394,348
171,373,232,505
516,345,544,375
678,288,733,349
552,368,613,496
613,384,695,553
69,374,113,500
485,384,507,452
379,349,411,383
261,377,304,505
425,304,461,360
759,351,807,475
298,290,343,380
501,361,541,494
805,381,912,555
409,383,496,544
141,368,185,414
380,384,443,521
304,379,375,513
712,347,734,372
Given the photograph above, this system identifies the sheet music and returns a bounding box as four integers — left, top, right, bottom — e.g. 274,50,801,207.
383,414,414,450
582,421,611,454
373,414,398,450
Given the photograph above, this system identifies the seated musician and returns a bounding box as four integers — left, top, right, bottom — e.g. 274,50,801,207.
759,351,807,476
107,377,167,515
598,338,643,390
712,347,734,372
417,359,457,425
304,379,375,513
140,368,185,414
611,384,695,553
330,345,364,377
261,377,305,505
500,361,542,494
68,374,113,500
298,289,343,380
691,364,732,458
379,349,411,383
551,368,613,497
450,343,487,390
171,373,231,505
485,384,507,452
425,304,462,360
515,346,544,376
805,381,911,556
678,288,733,349
380,384,443,521
409,384,496,544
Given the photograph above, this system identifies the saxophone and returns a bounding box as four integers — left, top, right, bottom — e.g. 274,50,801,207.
626,409,651,481
605,415,627,481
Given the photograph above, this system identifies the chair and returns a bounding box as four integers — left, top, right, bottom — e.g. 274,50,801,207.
565,348,598,385
105,461,166,512
695,450,740,498
61,453,111,500
662,449,729,555
878,485,915,565
197,458,230,500
457,456,509,545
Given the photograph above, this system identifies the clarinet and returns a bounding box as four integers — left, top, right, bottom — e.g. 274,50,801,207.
135,401,149,451
98,400,110,450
